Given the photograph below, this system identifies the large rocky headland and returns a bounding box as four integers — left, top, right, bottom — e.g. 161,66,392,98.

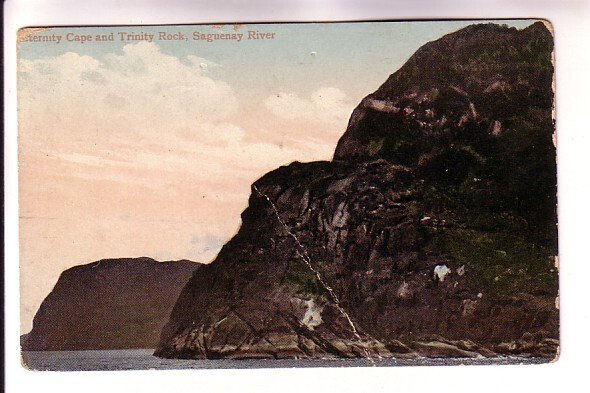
21,257,200,350
154,22,559,360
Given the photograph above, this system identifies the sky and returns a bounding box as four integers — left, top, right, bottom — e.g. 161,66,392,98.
18,20,534,332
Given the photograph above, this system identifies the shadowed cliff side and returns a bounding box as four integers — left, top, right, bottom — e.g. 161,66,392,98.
156,22,558,360
21,257,200,350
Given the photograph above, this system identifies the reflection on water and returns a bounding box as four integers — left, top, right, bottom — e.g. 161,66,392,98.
21,349,550,371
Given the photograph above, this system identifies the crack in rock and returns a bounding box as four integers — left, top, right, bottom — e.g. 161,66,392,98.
253,185,378,365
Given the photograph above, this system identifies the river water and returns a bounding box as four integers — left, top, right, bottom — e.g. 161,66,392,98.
21,349,549,371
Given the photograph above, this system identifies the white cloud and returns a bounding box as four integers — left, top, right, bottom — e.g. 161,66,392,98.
187,55,221,71
18,44,350,181
264,87,355,127
18,42,237,144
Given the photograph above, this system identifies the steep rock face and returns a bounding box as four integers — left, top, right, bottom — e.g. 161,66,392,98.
335,22,556,235
156,22,558,360
22,257,200,350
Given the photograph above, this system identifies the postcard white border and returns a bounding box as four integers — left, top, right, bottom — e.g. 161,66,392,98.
5,1,590,392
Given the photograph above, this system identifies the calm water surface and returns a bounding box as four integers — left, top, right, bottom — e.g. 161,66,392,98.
21,349,550,371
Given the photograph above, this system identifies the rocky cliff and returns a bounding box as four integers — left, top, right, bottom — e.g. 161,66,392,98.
155,22,558,360
21,257,200,350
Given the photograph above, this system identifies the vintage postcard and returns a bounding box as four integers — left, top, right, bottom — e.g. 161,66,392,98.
18,20,558,371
